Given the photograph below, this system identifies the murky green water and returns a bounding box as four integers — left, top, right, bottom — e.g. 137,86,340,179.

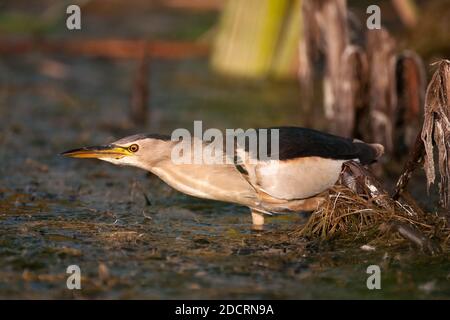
1,54,449,299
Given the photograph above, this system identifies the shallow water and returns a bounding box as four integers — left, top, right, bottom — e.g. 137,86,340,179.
1,52,449,299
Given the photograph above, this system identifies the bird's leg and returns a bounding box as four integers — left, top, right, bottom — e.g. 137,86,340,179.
251,210,265,230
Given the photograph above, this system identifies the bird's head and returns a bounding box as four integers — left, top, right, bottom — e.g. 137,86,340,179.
61,134,171,170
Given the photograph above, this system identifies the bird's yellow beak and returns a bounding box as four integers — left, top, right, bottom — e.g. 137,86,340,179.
61,145,132,159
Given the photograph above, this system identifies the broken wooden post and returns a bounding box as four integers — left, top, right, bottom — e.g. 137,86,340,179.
393,50,426,158
298,1,402,141
297,0,320,114
317,0,349,125
335,45,368,137
298,0,350,131
366,28,397,154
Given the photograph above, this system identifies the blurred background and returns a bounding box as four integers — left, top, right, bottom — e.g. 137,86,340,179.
0,0,450,299
1,0,449,132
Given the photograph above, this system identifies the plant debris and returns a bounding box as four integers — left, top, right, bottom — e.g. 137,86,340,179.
295,166,449,255
295,60,450,255
421,60,450,207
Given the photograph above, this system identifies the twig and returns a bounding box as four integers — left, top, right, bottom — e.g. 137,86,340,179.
0,38,209,60
392,132,425,200
130,43,150,126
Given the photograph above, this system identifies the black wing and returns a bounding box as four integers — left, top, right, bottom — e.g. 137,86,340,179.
240,127,382,165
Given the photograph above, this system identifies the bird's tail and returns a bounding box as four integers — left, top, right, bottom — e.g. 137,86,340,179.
369,143,385,160
353,139,385,164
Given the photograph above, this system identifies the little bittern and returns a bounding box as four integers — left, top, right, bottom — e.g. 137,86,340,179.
62,127,384,227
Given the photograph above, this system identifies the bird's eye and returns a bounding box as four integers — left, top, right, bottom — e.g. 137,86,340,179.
128,144,139,153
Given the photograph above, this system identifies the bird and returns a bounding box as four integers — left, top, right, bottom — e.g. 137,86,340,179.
61,126,384,228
